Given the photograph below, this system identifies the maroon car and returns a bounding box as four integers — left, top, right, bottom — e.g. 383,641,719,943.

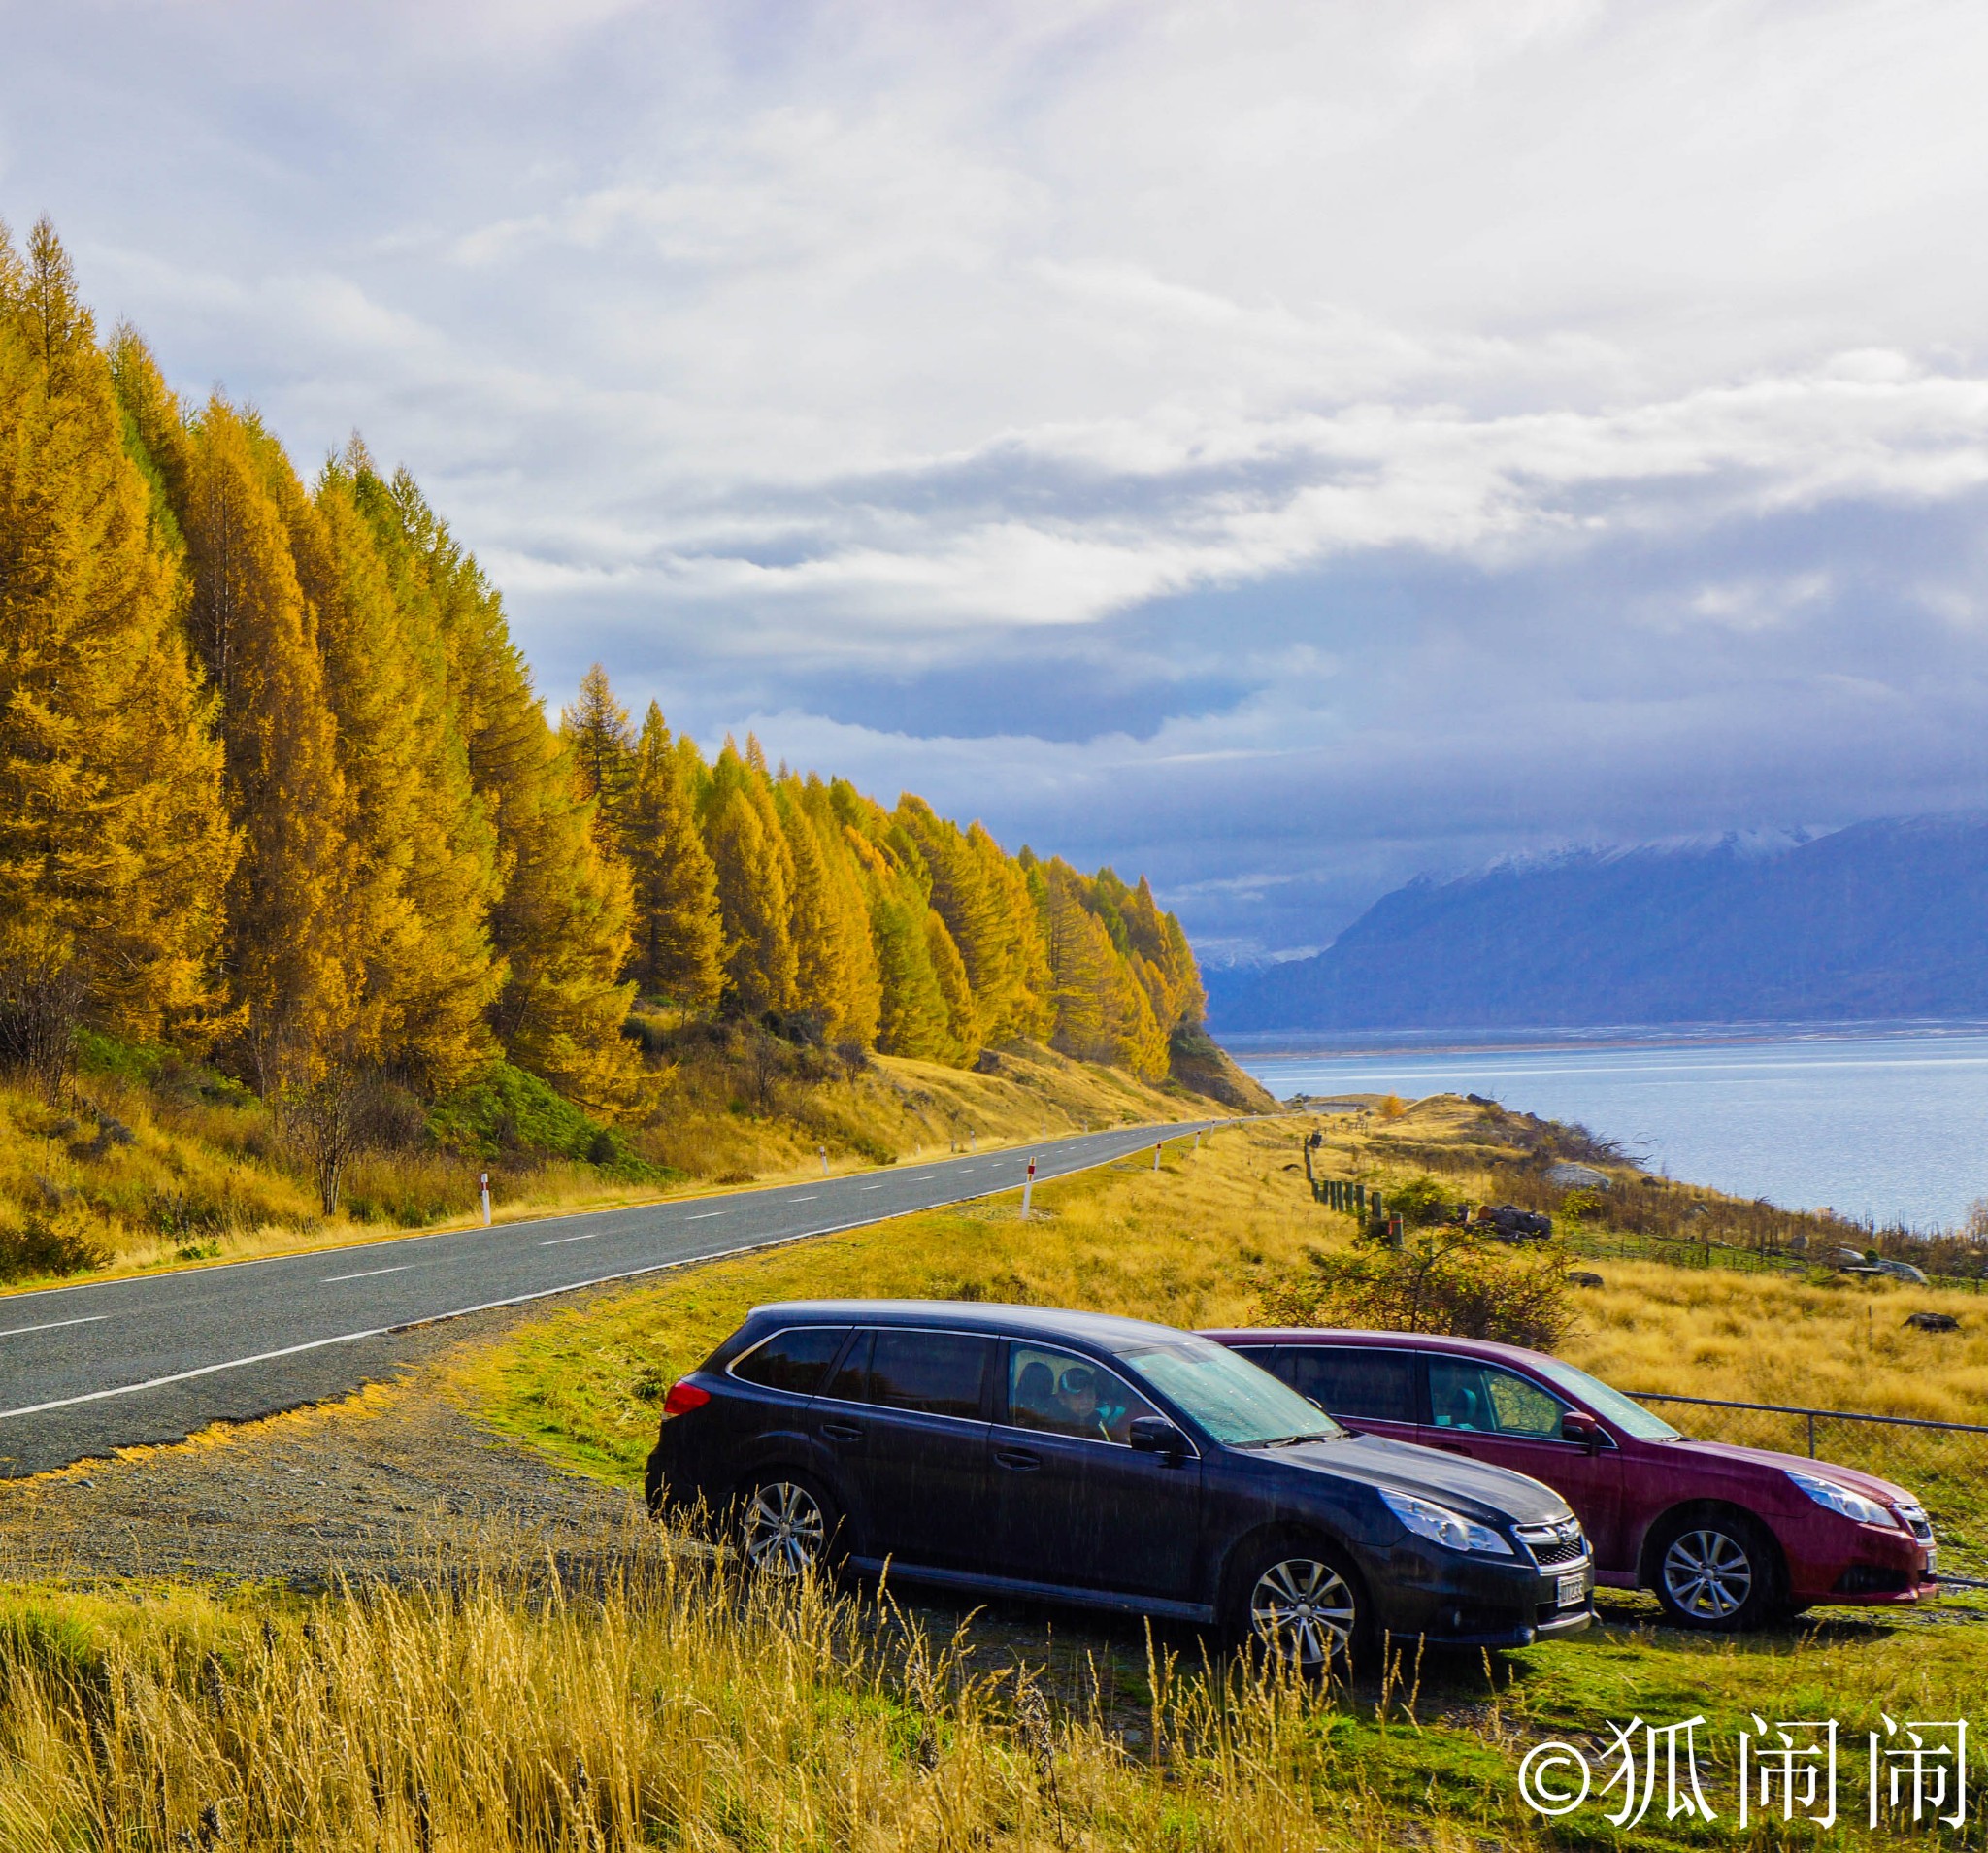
1201,1327,1937,1631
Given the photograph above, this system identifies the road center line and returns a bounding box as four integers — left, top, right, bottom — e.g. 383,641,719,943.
541,1233,600,1246
0,1314,108,1340
861,1184,883,1191
322,1265,416,1283
686,1210,725,1220
0,1121,1222,1430
790,1195,816,1202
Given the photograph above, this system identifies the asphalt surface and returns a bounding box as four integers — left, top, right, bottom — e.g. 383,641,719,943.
0,1121,1218,1475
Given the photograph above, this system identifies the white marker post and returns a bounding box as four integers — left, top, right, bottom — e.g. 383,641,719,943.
1153,1142,1162,1172
1022,1155,1036,1220
818,1144,828,1175
480,1172,491,1228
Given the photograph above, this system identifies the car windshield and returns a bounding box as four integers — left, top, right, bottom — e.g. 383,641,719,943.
1529,1356,1680,1441
1114,1335,1342,1447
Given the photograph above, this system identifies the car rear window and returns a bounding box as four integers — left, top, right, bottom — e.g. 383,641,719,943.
729,1325,850,1397
1279,1347,1420,1423
824,1328,993,1420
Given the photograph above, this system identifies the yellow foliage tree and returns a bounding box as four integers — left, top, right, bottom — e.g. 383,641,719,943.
0,221,236,1088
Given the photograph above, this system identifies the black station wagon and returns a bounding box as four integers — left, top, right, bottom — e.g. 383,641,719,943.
646,1301,1593,1667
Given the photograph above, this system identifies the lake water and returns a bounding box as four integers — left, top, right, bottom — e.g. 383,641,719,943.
1228,1030,1988,1231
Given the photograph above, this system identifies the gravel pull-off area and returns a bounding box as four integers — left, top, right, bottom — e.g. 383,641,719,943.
0,1306,637,1589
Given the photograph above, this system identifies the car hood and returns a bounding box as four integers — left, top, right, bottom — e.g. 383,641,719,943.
1246,1432,1574,1528
1659,1437,1919,1508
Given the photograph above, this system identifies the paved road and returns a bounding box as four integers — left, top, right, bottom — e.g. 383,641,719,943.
0,1121,1219,1474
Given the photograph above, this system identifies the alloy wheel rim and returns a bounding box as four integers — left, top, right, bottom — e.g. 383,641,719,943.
742,1482,826,1574
1663,1528,1753,1618
1249,1558,1356,1669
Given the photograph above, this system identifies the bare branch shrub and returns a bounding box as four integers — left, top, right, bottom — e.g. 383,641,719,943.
1259,1227,1577,1351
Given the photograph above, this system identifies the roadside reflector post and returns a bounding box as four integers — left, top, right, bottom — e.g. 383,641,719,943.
818,1144,828,1175
480,1172,491,1228
1022,1156,1036,1220
1153,1142,1162,1172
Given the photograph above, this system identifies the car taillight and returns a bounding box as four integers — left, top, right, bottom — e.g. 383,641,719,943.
662,1380,712,1419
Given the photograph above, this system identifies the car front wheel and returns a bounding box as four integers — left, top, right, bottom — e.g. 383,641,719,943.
738,1475,839,1576
1231,1540,1366,1674
1650,1512,1779,1631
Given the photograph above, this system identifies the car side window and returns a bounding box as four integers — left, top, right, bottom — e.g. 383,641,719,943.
841,1329,994,1420
1007,1344,1159,1445
730,1325,850,1396
1283,1347,1419,1423
822,1329,874,1404
1429,1358,1566,1439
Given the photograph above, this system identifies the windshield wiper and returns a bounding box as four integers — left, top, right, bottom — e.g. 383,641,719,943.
1250,1431,1335,1448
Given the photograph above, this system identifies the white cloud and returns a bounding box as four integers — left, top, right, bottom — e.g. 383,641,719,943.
10,0,1988,947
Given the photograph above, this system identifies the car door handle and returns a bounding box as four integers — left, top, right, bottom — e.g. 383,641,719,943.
820,1422,864,1443
994,1448,1041,1472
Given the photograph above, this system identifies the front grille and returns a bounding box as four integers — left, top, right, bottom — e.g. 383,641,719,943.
1898,1505,1935,1544
1516,1519,1589,1568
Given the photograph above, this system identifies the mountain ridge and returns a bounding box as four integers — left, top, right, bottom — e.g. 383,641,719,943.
1206,814,1988,1032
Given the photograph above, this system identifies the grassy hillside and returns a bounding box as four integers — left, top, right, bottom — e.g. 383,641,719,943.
0,1026,1269,1292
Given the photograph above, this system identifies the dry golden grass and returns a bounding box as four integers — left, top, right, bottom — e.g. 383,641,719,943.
0,1524,1467,1853
0,1046,1225,1302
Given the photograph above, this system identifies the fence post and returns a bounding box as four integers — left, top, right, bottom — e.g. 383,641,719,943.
1807,1412,1816,1458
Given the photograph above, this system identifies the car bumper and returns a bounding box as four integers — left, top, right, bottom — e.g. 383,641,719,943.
1780,1513,1938,1606
1368,1544,1594,1646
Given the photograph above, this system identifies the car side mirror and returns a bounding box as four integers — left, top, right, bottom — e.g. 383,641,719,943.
1561,1413,1604,1453
1129,1416,1188,1457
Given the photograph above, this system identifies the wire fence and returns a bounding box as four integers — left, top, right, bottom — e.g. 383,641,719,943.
1572,1226,1988,1289
1634,1391,1988,1587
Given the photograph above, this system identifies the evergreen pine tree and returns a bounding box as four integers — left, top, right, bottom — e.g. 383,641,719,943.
559,663,637,851
625,703,724,1010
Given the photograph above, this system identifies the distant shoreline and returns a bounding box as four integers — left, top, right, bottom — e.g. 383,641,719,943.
1213,1018,1988,1059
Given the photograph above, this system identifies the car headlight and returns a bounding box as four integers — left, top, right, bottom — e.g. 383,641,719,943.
1787,1470,1900,1529
1379,1488,1514,1556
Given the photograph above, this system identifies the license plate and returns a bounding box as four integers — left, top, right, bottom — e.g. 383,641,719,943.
1927,1550,1938,1578
1558,1571,1587,1607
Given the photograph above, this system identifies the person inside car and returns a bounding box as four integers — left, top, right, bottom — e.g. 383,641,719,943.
1053,1365,1130,1442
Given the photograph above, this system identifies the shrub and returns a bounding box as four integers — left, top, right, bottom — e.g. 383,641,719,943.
1376,1093,1408,1120
1385,1174,1452,1226
1259,1229,1577,1351
428,1062,657,1178
0,1206,109,1279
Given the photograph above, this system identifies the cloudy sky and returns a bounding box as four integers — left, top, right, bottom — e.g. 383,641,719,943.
6,1,1987,960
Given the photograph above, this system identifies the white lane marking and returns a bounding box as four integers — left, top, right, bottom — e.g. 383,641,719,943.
861,1184,883,1191
686,1210,725,1220
0,1124,1227,1425
0,1314,108,1340
790,1195,817,1202
541,1233,600,1247
322,1265,416,1283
